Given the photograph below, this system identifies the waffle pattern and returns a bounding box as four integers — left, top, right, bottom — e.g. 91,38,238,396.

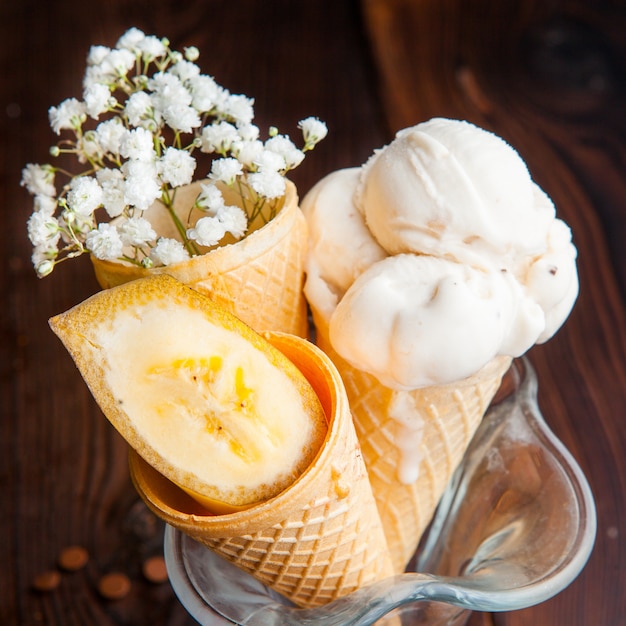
315,329,510,573
91,181,309,338
130,334,395,608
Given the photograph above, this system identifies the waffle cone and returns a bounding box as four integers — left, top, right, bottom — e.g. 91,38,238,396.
91,180,309,338
130,331,395,608
313,316,511,573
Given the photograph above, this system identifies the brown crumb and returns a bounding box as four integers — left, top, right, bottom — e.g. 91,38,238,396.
58,545,89,571
98,572,131,600
32,570,61,592
142,555,168,584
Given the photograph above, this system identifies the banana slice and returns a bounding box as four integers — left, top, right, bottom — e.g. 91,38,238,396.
49,274,327,512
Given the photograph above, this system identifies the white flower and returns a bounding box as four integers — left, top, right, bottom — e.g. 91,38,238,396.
217,205,248,239
162,103,201,133
96,168,127,217
23,27,326,277
118,216,157,246
151,237,190,265
125,91,155,128
123,159,161,210
101,48,136,79
78,131,104,162
299,117,328,146
67,176,103,216
85,223,124,260
21,163,56,197
27,211,60,247
253,149,285,173
83,82,112,118
265,135,305,170
48,98,86,134
196,183,224,212
96,117,126,154
188,74,226,112
87,45,111,66
209,157,243,185
187,216,226,247
149,72,192,110
137,35,167,61
231,139,264,168
170,60,201,83
116,27,145,52
33,194,57,215
200,121,239,153
248,170,286,199
158,147,196,187
120,127,156,162
223,94,254,125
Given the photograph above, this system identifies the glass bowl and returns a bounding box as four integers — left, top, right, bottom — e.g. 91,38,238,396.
163,358,596,625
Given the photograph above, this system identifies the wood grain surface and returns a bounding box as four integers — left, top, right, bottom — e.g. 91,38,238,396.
1,0,624,624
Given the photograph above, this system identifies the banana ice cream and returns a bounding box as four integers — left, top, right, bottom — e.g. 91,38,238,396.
304,118,578,388
302,117,579,571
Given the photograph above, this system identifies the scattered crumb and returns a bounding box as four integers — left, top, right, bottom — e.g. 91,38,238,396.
98,572,132,600
32,570,61,592
142,555,169,584
58,545,89,572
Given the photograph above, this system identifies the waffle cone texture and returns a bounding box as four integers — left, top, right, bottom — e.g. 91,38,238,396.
91,180,309,338
130,332,395,608
312,316,511,573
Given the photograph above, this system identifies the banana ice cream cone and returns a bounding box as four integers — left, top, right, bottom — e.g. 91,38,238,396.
130,331,395,608
314,319,511,573
91,180,309,338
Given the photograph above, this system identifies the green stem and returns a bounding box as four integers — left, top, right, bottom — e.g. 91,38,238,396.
161,191,201,256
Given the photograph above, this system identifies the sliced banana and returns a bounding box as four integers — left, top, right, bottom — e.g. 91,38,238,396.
50,274,327,511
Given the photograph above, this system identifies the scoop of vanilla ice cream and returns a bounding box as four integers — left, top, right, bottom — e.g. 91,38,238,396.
303,118,578,388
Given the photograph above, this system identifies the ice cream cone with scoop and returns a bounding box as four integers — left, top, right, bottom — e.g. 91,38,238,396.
302,118,579,573
49,274,395,608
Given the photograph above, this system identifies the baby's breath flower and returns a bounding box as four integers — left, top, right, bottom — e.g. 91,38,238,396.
254,149,285,174
299,117,328,148
23,27,326,276
21,163,56,197
87,45,111,66
96,168,126,217
158,147,196,187
83,83,112,119
85,223,123,260
123,160,161,210
27,211,60,247
209,157,243,185
162,103,201,133
137,35,167,61
125,91,155,128
170,60,201,83
116,27,145,52
120,127,155,162
151,237,190,265
48,98,86,134
67,176,103,216
188,74,225,112
200,121,239,154
248,170,286,199
217,205,248,239
197,183,225,212
265,135,305,170
118,216,157,246
187,215,226,247
223,94,254,126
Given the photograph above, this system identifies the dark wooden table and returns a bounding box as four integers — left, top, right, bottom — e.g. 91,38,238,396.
1,1,624,624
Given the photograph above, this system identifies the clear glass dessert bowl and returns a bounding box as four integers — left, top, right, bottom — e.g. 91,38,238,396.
163,358,596,625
